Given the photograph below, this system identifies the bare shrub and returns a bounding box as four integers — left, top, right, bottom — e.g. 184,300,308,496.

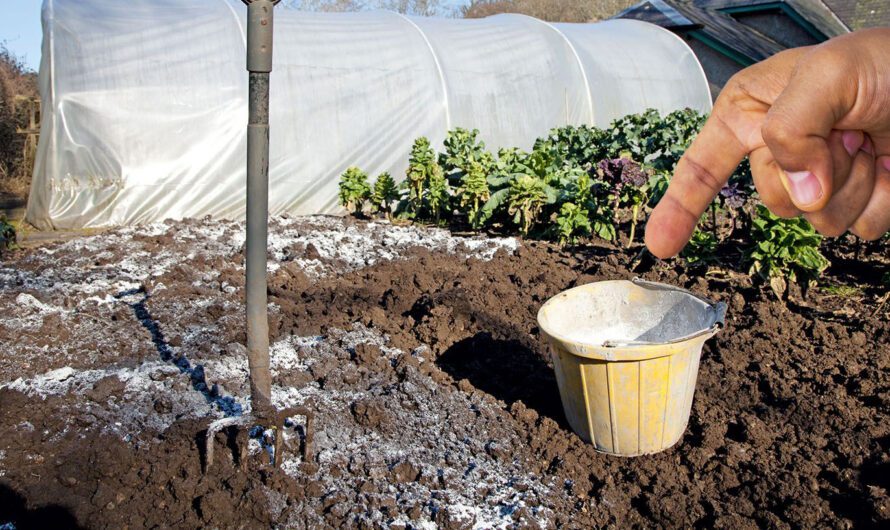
282,0,446,15
0,43,38,200
461,0,637,22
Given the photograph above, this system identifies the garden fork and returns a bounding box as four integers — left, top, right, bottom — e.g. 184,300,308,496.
202,0,313,473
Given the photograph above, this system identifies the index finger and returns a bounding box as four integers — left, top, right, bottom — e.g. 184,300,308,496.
644,112,750,258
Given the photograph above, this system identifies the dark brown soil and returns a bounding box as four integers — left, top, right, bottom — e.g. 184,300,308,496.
0,216,887,529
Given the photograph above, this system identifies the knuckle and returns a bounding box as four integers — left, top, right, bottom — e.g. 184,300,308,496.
681,155,723,194
804,45,850,77
719,74,749,104
761,115,797,150
660,192,700,227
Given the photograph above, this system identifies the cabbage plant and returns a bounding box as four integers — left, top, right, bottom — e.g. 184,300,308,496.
440,127,489,179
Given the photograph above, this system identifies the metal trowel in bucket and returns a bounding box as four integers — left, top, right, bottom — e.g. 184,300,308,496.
203,0,313,473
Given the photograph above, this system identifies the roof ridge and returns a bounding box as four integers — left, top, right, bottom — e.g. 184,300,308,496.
809,0,850,32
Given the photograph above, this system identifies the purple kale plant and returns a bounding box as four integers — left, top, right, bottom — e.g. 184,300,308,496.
596,156,650,247
596,157,646,190
719,183,747,210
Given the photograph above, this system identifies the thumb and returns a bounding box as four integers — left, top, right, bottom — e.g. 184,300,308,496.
761,44,859,211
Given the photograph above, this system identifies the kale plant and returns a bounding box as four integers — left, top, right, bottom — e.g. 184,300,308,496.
596,156,649,244
481,146,559,231
718,182,749,233
746,205,830,296
605,108,706,171
439,128,490,179
539,124,607,168
647,170,670,207
338,166,371,216
492,147,528,177
477,148,525,227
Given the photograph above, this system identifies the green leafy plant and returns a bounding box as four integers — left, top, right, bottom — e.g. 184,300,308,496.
404,137,439,218
1,214,17,256
338,166,371,216
426,166,450,223
356,109,761,248
507,175,549,236
682,225,717,266
551,202,592,245
371,172,398,219
481,147,557,230
604,108,706,171
539,124,607,168
647,170,670,207
440,128,490,179
457,160,491,229
746,205,830,296
492,147,528,178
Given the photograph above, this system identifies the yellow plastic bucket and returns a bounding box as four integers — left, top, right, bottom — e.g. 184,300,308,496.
537,278,726,456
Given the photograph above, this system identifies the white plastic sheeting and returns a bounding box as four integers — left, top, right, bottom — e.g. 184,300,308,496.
27,0,711,229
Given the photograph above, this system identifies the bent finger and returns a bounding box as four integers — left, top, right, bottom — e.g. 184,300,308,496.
805,132,874,236
750,146,800,218
851,158,890,240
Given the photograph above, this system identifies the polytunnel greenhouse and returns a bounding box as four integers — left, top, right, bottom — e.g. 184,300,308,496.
27,0,711,229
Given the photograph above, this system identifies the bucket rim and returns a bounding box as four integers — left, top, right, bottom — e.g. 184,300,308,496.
537,277,726,361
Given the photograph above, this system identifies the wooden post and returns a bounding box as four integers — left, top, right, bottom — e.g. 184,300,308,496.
15,96,40,176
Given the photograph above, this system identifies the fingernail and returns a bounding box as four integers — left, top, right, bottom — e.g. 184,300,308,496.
882,158,890,172
785,170,823,205
842,130,863,156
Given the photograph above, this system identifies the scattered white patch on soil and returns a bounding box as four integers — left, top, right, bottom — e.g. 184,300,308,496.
0,215,519,380
266,216,517,276
2,293,71,331
0,362,225,444
0,321,553,528
269,324,554,529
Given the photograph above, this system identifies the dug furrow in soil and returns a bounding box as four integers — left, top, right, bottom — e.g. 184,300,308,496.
0,216,887,529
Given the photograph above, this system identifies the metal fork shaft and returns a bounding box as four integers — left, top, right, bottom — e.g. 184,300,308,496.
245,0,276,419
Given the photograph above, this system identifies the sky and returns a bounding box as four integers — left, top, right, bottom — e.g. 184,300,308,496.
0,0,42,71
0,0,471,72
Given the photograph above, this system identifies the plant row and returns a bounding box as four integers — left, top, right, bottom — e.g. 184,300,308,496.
339,109,837,294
